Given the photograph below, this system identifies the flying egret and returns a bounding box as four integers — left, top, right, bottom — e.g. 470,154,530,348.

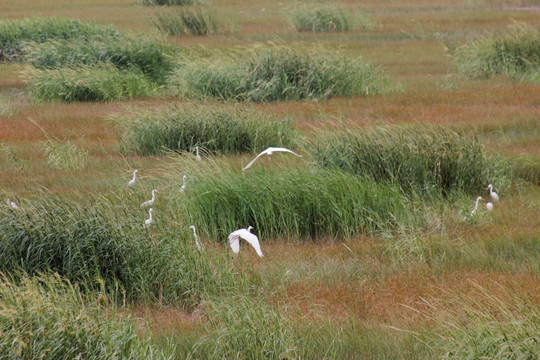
227,226,264,257
180,175,187,193
487,184,499,203
141,189,158,207
486,202,493,211
7,198,19,209
242,147,302,171
195,146,202,162
470,196,483,215
189,225,204,251
127,169,138,186
144,208,154,228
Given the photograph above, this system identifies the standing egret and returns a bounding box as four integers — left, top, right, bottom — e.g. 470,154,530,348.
486,202,493,211
180,175,187,193
243,147,302,171
141,189,158,207
144,208,154,228
195,146,202,162
7,198,19,209
487,184,499,203
470,196,483,215
189,225,204,251
227,226,264,257
127,169,138,186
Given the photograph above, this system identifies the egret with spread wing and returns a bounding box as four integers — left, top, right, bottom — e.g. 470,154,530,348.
227,226,264,257
243,147,302,171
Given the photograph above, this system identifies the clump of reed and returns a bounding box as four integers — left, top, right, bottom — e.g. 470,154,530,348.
291,5,359,32
453,22,540,80
22,36,179,83
0,196,247,305
43,139,88,170
0,274,170,359
22,63,158,102
141,0,195,6
153,7,221,36
118,104,299,155
312,125,492,194
179,167,407,240
171,45,390,101
0,17,123,61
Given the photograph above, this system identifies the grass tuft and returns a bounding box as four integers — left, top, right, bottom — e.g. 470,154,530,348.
118,104,300,155
291,5,371,32
43,139,88,170
141,0,195,6
153,7,221,36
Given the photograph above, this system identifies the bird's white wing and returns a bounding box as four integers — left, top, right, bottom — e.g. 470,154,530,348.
242,150,268,171
239,231,264,257
271,147,302,157
228,234,240,253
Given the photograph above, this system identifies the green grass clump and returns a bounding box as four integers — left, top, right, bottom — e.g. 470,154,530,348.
453,22,540,79
0,274,170,359
0,17,123,61
291,5,355,32
180,168,407,240
153,7,221,36
22,36,179,83
0,196,246,304
43,139,88,170
118,104,299,155
171,46,390,101
23,63,158,102
312,125,492,194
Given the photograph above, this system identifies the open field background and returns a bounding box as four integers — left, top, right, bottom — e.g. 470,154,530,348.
0,0,539,358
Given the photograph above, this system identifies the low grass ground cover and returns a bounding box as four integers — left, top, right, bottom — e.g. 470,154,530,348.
453,22,540,80
171,45,390,101
22,63,158,102
312,125,494,195
0,17,123,61
118,104,299,155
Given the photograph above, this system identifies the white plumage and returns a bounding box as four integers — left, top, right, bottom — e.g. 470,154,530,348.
470,196,483,215
487,184,499,203
227,226,264,257
128,169,138,186
7,198,19,210
180,175,187,193
141,189,158,207
243,147,302,171
144,208,154,228
195,146,202,162
486,202,493,211
189,225,204,251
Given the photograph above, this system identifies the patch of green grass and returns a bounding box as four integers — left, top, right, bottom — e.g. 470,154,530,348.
118,104,300,155
22,36,179,83
453,22,540,80
291,5,372,32
43,139,88,170
171,45,390,101
22,63,158,102
153,7,221,36
312,125,494,195
0,17,123,61
0,274,171,359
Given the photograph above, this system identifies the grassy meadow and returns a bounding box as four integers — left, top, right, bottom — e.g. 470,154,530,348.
0,0,539,358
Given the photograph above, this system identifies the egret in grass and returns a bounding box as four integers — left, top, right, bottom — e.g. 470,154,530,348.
195,146,202,162
141,189,158,207
180,175,187,193
228,226,264,257
7,198,19,209
127,169,138,186
144,208,154,228
189,225,204,251
487,184,499,203
470,196,483,215
486,202,493,211
242,147,302,171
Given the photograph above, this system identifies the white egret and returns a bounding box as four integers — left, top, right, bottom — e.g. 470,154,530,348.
487,184,499,203
227,226,264,257
141,189,158,207
243,147,302,171
486,202,493,211
144,208,154,228
180,175,187,193
127,169,138,186
195,146,202,162
470,196,483,215
189,225,204,251
7,198,19,209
